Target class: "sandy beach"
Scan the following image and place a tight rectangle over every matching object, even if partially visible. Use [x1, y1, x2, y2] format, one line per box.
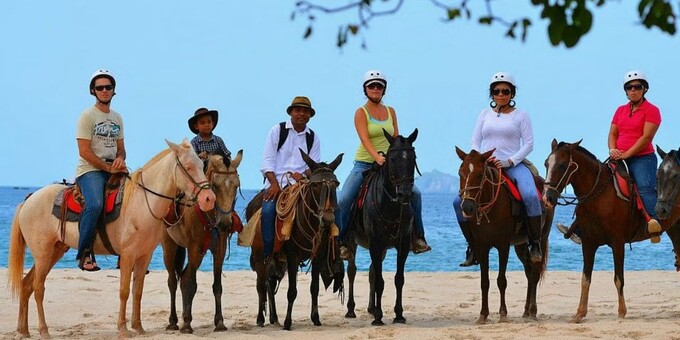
[2, 268, 680, 339]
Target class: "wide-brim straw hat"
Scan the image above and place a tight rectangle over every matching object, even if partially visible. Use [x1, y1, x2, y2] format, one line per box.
[286, 96, 316, 117]
[188, 107, 219, 134]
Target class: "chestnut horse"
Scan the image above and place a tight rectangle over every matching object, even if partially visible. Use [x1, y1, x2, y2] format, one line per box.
[455, 147, 552, 323]
[344, 129, 419, 326]
[246, 150, 344, 330]
[161, 150, 243, 333]
[8, 139, 216, 338]
[542, 139, 679, 322]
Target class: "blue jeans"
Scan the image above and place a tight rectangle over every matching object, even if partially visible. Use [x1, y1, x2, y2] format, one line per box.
[626, 153, 659, 219]
[261, 197, 277, 257]
[453, 163, 541, 221]
[336, 161, 425, 240]
[75, 170, 110, 260]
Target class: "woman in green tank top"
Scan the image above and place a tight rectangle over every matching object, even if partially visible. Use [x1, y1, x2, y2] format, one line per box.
[335, 70, 431, 259]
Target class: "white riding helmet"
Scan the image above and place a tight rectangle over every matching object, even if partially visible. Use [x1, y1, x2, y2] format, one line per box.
[623, 70, 648, 89]
[363, 69, 387, 87]
[89, 69, 116, 93]
[490, 72, 515, 87]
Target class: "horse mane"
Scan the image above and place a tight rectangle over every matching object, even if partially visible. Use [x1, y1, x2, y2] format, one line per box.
[123, 148, 173, 208]
[557, 142, 601, 163]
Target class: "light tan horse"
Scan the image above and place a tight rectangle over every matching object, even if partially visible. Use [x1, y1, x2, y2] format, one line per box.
[8, 139, 216, 339]
[161, 150, 242, 333]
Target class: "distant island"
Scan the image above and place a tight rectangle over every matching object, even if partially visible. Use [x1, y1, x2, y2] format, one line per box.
[415, 169, 459, 194]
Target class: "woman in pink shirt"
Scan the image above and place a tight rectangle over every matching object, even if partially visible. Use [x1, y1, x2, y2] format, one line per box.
[609, 70, 662, 239]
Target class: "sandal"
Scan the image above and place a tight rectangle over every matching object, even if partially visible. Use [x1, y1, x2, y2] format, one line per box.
[78, 255, 101, 272]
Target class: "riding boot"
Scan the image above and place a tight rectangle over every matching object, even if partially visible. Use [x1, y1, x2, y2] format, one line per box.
[265, 253, 286, 281]
[412, 230, 432, 254]
[458, 221, 477, 267]
[527, 216, 543, 263]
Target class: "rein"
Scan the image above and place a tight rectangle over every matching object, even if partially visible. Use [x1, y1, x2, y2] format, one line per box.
[459, 163, 505, 223]
[543, 150, 605, 206]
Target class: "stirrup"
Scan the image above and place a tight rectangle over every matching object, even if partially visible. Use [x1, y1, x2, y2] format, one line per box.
[557, 223, 582, 245]
[459, 247, 478, 267]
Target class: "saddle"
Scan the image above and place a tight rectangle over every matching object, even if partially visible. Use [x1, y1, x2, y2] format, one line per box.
[607, 160, 650, 219]
[51, 174, 126, 255]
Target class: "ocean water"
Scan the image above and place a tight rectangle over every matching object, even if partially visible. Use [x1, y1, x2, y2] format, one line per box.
[0, 186, 676, 272]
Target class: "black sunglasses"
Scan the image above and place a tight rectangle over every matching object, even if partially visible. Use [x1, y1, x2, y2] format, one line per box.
[492, 88, 511, 96]
[94, 85, 114, 91]
[625, 84, 644, 91]
[366, 83, 385, 90]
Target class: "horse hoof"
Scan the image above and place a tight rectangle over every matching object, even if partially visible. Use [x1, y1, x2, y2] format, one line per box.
[371, 320, 385, 326]
[570, 315, 584, 324]
[214, 324, 228, 332]
[475, 317, 487, 325]
[180, 326, 193, 334]
[283, 322, 292, 331]
[393, 317, 406, 324]
[498, 316, 510, 323]
[165, 324, 179, 331]
[313, 321, 322, 326]
[345, 311, 357, 318]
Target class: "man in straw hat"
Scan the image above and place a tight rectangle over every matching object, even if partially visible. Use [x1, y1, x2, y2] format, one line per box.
[260, 96, 320, 277]
[188, 107, 231, 160]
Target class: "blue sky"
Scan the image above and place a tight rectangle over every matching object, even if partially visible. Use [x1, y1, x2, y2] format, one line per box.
[1, 1, 678, 189]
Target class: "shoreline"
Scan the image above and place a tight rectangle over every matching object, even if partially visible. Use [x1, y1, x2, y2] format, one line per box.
[2, 269, 680, 339]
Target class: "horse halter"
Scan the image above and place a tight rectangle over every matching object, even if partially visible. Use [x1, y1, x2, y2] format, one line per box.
[459, 163, 504, 223]
[174, 155, 212, 204]
[194, 165, 240, 230]
[543, 148, 604, 205]
[382, 145, 419, 202]
[306, 167, 340, 217]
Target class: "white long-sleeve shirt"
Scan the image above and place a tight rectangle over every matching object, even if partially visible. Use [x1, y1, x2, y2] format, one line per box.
[471, 108, 534, 167]
[261, 120, 321, 189]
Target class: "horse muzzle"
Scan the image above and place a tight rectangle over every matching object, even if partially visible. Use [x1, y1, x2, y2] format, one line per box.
[542, 188, 558, 208]
[197, 189, 216, 212]
[461, 199, 476, 219]
[655, 201, 674, 220]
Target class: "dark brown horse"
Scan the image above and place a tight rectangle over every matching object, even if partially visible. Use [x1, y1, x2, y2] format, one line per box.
[161, 150, 243, 333]
[455, 147, 552, 323]
[542, 140, 680, 322]
[654, 146, 680, 270]
[344, 129, 418, 326]
[246, 150, 344, 330]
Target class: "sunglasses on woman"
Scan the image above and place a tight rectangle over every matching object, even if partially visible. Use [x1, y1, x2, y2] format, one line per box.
[366, 83, 385, 90]
[624, 84, 644, 91]
[492, 88, 511, 96]
[94, 85, 114, 91]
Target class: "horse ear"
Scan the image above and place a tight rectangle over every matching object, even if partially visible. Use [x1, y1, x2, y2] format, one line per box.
[657, 145, 667, 159]
[406, 128, 418, 144]
[481, 148, 496, 160]
[383, 129, 395, 144]
[166, 139, 180, 153]
[328, 153, 344, 171]
[573, 139, 583, 147]
[551, 139, 558, 151]
[299, 148, 316, 169]
[455, 146, 467, 161]
[230, 149, 244, 169]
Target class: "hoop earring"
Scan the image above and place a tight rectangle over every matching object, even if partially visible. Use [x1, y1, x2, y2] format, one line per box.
[509, 100, 516, 108]
[489, 101, 497, 108]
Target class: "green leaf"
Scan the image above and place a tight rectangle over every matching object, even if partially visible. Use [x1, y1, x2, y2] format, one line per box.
[349, 25, 359, 35]
[563, 25, 581, 47]
[479, 16, 493, 25]
[447, 8, 461, 20]
[303, 26, 313, 39]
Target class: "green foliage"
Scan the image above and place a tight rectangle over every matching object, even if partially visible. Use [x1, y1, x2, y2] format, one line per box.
[293, 0, 677, 49]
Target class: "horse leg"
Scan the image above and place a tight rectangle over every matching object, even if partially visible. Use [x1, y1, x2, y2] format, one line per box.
[254, 253, 267, 327]
[17, 266, 34, 338]
[517, 244, 539, 320]
[573, 244, 597, 323]
[393, 240, 409, 324]
[310, 262, 322, 326]
[476, 248, 491, 324]
[612, 242, 627, 318]
[161, 238, 182, 331]
[345, 251, 358, 318]
[497, 246, 510, 323]
[369, 246, 385, 326]
[367, 262, 375, 316]
[267, 274, 280, 325]
[283, 257, 298, 330]
[32, 243, 67, 339]
[117, 253, 135, 338]
[179, 247, 201, 334]
[130, 253, 153, 335]
[212, 234, 228, 332]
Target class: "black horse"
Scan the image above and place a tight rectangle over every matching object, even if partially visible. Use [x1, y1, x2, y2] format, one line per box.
[654, 146, 680, 270]
[246, 150, 344, 330]
[344, 128, 418, 326]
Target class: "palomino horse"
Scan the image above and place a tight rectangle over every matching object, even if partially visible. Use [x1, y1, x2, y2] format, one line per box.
[455, 147, 553, 323]
[542, 139, 678, 322]
[654, 146, 680, 270]
[8, 139, 216, 338]
[345, 129, 418, 326]
[246, 150, 344, 330]
[161, 150, 243, 333]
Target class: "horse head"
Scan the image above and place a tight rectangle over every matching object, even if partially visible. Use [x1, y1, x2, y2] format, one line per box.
[382, 128, 418, 202]
[542, 139, 585, 208]
[205, 149, 243, 231]
[300, 149, 343, 227]
[167, 139, 216, 212]
[455, 146, 496, 219]
[655, 145, 680, 219]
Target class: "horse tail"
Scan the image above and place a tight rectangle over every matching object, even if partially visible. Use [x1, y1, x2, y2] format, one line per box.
[539, 236, 549, 281]
[8, 202, 26, 298]
[173, 247, 186, 281]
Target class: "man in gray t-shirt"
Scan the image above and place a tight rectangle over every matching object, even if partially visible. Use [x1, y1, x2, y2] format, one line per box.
[74, 69, 128, 271]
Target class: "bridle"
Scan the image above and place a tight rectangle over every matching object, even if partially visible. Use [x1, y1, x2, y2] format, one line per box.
[381, 144, 420, 202]
[459, 162, 504, 223]
[542, 148, 604, 206]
